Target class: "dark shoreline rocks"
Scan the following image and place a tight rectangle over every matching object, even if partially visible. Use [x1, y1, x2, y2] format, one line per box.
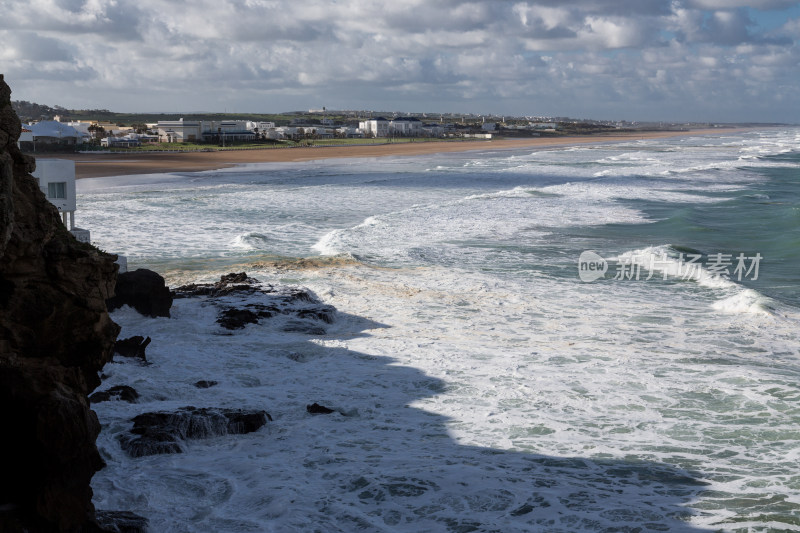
[176, 272, 338, 334]
[113, 336, 151, 362]
[90, 386, 139, 404]
[0, 75, 121, 532]
[307, 403, 336, 415]
[118, 406, 271, 458]
[173, 271, 258, 298]
[107, 269, 173, 318]
[216, 307, 261, 329]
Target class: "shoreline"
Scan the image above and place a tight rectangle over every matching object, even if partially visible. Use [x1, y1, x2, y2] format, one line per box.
[45, 129, 749, 179]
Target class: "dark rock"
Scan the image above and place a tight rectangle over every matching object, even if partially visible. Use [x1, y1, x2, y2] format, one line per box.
[174, 272, 337, 335]
[247, 303, 280, 318]
[307, 403, 335, 415]
[217, 308, 259, 330]
[113, 336, 151, 362]
[89, 510, 149, 533]
[282, 320, 327, 335]
[219, 272, 248, 284]
[194, 380, 218, 389]
[107, 269, 172, 318]
[273, 286, 315, 303]
[0, 75, 121, 531]
[89, 386, 139, 404]
[173, 272, 259, 298]
[118, 406, 271, 458]
[296, 305, 337, 324]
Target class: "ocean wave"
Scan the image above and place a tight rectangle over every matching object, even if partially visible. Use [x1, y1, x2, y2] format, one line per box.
[612, 245, 775, 315]
[231, 232, 271, 250]
[313, 217, 382, 256]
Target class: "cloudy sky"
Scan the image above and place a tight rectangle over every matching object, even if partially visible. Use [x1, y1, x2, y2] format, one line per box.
[1, 0, 799, 122]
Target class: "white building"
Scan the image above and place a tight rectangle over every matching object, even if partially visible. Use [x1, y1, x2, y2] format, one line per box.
[247, 121, 276, 132]
[65, 121, 92, 136]
[31, 159, 90, 243]
[23, 121, 86, 145]
[156, 119, 204, 143]
[202, 121, 256, 143]
[101, 134, 142, 148]
[337, 127, 364, 138]
[359, 117, 427, 138]
[389, 117, 423, 136]
[31, 159, 127, 271]
[359, 117, 390, 137]
[18, 127, 33, 145]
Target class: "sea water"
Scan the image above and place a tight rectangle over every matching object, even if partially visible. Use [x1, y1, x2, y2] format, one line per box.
[83, 129, 800, 532]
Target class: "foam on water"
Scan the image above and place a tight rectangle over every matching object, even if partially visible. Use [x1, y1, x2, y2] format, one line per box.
[613, 245, 779, 316]
[87, 128, 800, 532]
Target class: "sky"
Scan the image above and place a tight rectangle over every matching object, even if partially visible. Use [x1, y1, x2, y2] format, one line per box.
[1, 0, 799, 123]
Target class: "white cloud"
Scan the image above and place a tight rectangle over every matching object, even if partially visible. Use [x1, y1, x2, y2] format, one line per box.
[0, 0, 798, 121]
[687, 0, 799, 10]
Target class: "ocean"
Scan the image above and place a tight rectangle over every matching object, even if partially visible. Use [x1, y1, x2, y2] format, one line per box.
[81, 129, 800, 532]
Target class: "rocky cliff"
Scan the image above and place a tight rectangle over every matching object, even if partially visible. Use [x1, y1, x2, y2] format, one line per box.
[0, 75, 121, 531]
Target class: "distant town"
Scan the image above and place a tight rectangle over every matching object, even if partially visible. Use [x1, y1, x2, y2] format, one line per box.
[12, 100, 769, 153]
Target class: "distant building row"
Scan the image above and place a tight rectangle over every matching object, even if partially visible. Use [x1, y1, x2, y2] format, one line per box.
[18, 116, 505, 148]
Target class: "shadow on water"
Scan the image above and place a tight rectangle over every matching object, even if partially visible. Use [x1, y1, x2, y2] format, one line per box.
[94, 291, 713, 533]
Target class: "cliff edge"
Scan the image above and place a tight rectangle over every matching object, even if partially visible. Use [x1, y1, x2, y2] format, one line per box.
[0, 75, 121, 531]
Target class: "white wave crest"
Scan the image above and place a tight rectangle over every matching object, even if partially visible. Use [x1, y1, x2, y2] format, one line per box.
[613, 245, 774, 315]
[231, 232, 271, 250]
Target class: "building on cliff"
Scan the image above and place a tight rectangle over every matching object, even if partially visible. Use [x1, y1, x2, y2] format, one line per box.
[32, 158, 91, 243]
[31, 158, 128, 272]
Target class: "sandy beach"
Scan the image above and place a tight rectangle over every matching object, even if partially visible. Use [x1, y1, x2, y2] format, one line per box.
[53, 129, 740, 179]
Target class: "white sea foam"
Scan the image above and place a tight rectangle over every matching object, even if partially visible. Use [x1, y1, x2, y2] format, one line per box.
[86, 128, 800, 532]
[613, 245, 779, 316]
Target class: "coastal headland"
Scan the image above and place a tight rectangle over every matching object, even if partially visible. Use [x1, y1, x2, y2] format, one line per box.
[56, 129, 741, 179]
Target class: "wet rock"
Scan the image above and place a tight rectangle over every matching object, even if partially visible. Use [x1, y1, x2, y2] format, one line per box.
[194, 380, 218, 389]
[296, 305, 337, 324]
[118, 406, 271, 458]
[247, 303, 280, 318]
[90, 510, 149, 533]
[307, 403, 335, 415]
[89, 385, 139, 403]
[0, 75, 120, 531]
[220, 272, 248, 284]
[275, 287, 315, 303]
[107, 269, 173, 318]
[113, 336, 151, 362]
[217, 308, 259, 330]
[173, 272, 259, 298]
[174, 272, 337, 335]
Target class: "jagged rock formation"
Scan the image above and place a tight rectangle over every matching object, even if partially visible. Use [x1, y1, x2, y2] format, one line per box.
[175, 272, 337, 334]
[107, 269, 172, 317]
[0, 75, 121, 531]
[118, 407, 271, 458]
[113, 336, 151, 362]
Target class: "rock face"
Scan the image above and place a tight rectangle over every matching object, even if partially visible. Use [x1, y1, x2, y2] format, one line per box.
[0, 75, 121, 531]
[118, 406, 271, 458]
[107, 268, 172, 318]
